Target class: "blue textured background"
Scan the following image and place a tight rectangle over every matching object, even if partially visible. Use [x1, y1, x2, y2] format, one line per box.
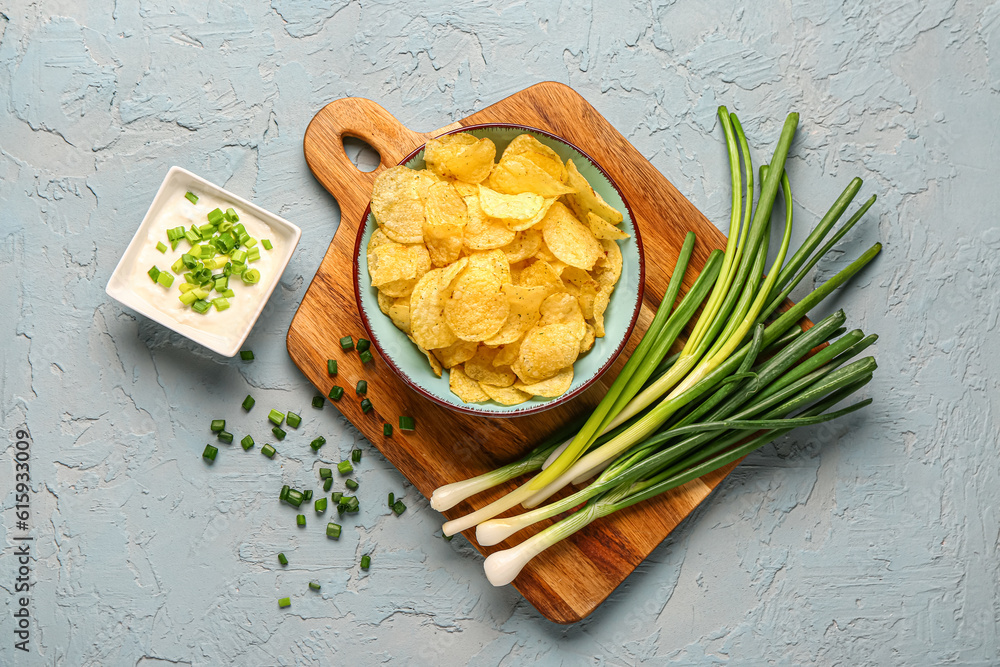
[2, 1, 998, 664]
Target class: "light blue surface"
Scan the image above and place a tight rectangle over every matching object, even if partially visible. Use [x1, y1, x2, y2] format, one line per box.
[2, 1, 999, 665]
[357, 125, 642, 415]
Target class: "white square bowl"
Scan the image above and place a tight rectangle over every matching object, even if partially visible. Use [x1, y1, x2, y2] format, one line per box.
[105, 166, 301, 357]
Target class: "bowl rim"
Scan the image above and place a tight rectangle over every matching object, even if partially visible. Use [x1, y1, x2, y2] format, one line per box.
[352, 122, 645, 417]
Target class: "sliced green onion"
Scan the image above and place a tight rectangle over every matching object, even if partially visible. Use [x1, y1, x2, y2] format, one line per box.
[247, 246, 260, 262]
[217, 430, 233, 444]
[360, 554, 371, 570]
[262, 239, 273, 250]
[360, 398, 372, 413]
[171, 257, 185, 273]
[178, 291, 198, 306]
[286, 412, 301, 429]
[207, 208, 224, 225]
[319, 467, 332, 479]
[242, 269, 260, 284]
[328, 386, 344, 401]
[278, 597, 290, 608]
[261, 443, 276, 458]
[392, 500, 406, 516]
[241, 435, 254, 451]
[184, 230, 200, 245]
[310, 437, 326, 451]
[268, 409, 285, 426]
[398, 416, 415, 431]
[211, 419, 226, 432]
[296, 514, 305, 527]
[240, 350, 254, 361]
[202, 444, 218, 461]
[326, 523, 342, 539]
[303, 489, 313, 501]
[191, 299, 211, 314]
[285, 489, 304, 507]
[359, 350, 374, 364]
[383, 424, 393, 437]
[312, 395, 325, 409]
[315, 497, 328, 513]
[225, 208, 239, 222]
[340, 336, 354, 351]
[323, 478, 333, 492]
[278, 552, 287, 565]
[272, 426, 286, 440]
[244, 237, 258, 249]
[345, 479, 359, 491]
[156, 272, 174, 288]
[280, 485, 289, 501]
[327, 359, 338, 375]
[356, 381, 367, 395]
[156, 241, 168, 253]
[309, 581, 321, 591]
[337, 460, 353, 475]
[222, 288, 235, 298]
[342, 496, 359, 513]
[212, 297, 230, 312]
[357, 339, 371, 353]
[242, 394, 255, 411]
[331, 491, 343, 503]
[352, 449, 362, 463]
[185, 192, 199, 204]
[198, 223, 216, 235]
[148, 266, 160, 283]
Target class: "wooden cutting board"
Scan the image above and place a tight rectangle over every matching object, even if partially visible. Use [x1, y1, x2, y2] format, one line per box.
[289, 82, 740, 624]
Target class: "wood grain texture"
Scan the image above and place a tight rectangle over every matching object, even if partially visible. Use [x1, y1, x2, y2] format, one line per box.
[290, 82, 740, 624]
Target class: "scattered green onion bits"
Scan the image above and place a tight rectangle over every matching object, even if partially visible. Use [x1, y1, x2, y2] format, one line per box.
[309, 581, 321, 591]
[383, 424, 393, 437]
[312, 395, 325, 409]
[296, 514, 306, 527]
[356, 338, 371, 353]
[393, 500, 406, 516]
[272, 427, 286, 440]
[240, 350, 254, 361]
[345, 479, 359, 491]
[388, 492, 394, 507]
[356, 380, 367, 395]
[319, 467, 333, 479]
[242, 394, 255, 411]
[217, 430, 233, 444]
[202, 444, 218, 461]
[360, 398, 373, 413]
[331, 492, 343, 504]
[268, 409, 285, 426]
[338, 460, 353, 475]
[399, 416, 415, 431]
[241, 435, 254, 451]
[340, 336, 354, 351]
[315, 498, 328, 513]
[360, 554, 371, 570]
[185, 191, 199, 205]
[261, 444, 276, 459]
[278, 597, 290, 609]
[351, 449, 362, 463]
[210, 419, 225, 432]
[286, 412, 301, 429]
[359, 350, 374, 364]
[278, 552, 288, 566]
[326, 523, 342, 539]
[323, 478, 333, 492]
[327, 359, 338, 375]
[302, 489, 313, 501]
[310, 436, 326, 451]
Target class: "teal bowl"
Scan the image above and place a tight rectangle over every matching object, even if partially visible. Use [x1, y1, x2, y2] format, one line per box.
[353, 124, 644, 417]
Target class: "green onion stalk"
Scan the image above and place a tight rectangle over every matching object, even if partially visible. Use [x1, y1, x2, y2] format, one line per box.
[432, 107, 882, 582]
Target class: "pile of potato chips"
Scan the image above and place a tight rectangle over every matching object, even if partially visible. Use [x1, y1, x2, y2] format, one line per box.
[367, 131, 629, 406]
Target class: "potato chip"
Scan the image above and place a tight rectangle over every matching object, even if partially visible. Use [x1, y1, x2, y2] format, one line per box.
[516, 323, 582, 382]
[579, 323, 596, 353]
[414, 169, 443, 202]
[586, 211, 630, 241]
[462, 193, 516, 250]
[539, 292, 586, 340]
[388, 298, 411, 334]
[505, 197, 556, 232]
[514, 365, 574, 398]
[593, 287, 611, 338]
[478, 185, 545, 221]
[504, 134, 568, 183]
[465, 249, 511, 285]
[423, 181, 467, 266]
[444, 266, 509, 342]
[559, 268, 600, 319]
[377, 278, 417, 299]
[594, 238, 623, 288]
[368, 240, 430, 287]
[500, 229, 542, 263]
[492, 336, 523, 367]
[541, 202, 603, 270]
[371, 166, 426, 244]
[517, 259, 563, 290]
[432, 339, 478, 369]
[409, 335, 444, 378]
[425, 133, 496, 184]
[409, 259, 467, 350]
[464, 346, 516, 387]
[484, 283, 549, 345]
[478, 382, 532, 406]
[377, 290, 393, 315]
[449, 365, 490, 402]
[489, 154, 575, 198]
[564, 158, 624, 224]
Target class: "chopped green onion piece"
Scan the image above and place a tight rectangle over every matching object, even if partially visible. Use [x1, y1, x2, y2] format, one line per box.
[351, 449, 362, 463]
[218, 430, 233, 444]
[392, 500, 406, 516]
[156, 241, 168, 253]
[207, 208, 224, 225]
[241, 435, 254, 451]
[272, 426, 286, 440]
[327, 359, 338, 375]
[360, 398, 373, 413]
[222, 288, 235, 298]
[312, 395, 325, 409]
[278, 552, 287, 565]
[179, 291, 199, 306]
[296, 514, 305, 527]
[328, 386, 344, 401]
[310, 437, 326, 451]
[345, 479, 359, 491]
[242, 269, 260, 284]
[398, 416, 415, 431]
[303, 489, 313, 501]
[315, 497, 327, 513]
[178, 283, 196, 294]
[388, 493, 395, 508]
[356, 338, 371, 353]
[442, 534, 453, 542]
[360, 554, 371, 570]
[262, 239, 273, 250]
[234, 223, 246, 235]
[171, 257, 185, 273]
[240, 350, 254, 361]
[212, 297, 230, 312]
[359, 350, 374, 364]
[242, 394, 255, 411]
[218, 220, 233, 233]
[356, 381, 367, 395]
[184, 230, 201, 245]
[247, 244, 260, 261]
[211, 419, 226, 432]
[214, 275, 228, 291]
[156, 272, 174, 288]
[344, 497, 360, 513]
[278, 597, 290, 609]
[323, 478, 333, 492]
[337, 460, 353, 475]
[185, 191, 199, 204]
[285, 489, 304, 507]
[280, 485, 289, 501]
[268, 409, 285, 426]
[261, 443, 276, 458]
[198, 223, 216, 235]
[340, 336, 354, 351]
[286, 412, 301, 429]
[319, 467, 333, 479]
[191, 299, 211, 314]
[147, 266, 160, 282]
[331, 491, 343, 503]
[326, 523, 342, 539]
[309, 581, 321, 591]
[231, 248, 247, 264]
[202, 444, 218, 461]
[383, 424, 393, 437]
[225, 207, 239, 222]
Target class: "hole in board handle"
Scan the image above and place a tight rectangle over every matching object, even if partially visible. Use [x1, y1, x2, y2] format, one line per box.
[343, 136, 381, 173]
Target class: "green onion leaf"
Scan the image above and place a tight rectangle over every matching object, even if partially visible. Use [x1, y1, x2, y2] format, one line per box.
[360, 398, 373, 413]
[315, 497, 328, 513]
[309, 581, 321, 591]
[310, 436, 326, 451]
[312, 395, 324, 409]
[360, 554, 371, 570]
[392, 500, 406, 516]
[323, 478, 333, 492]
[241, 269, 260, 284]
[359, 350, 374, 364]
[356, 381, 367, 395]
[345, 479, 359, 491]
[156, 241, 168, 253]
[278, 597, 290, 608]
[388, 493, 395, 507]
[202, 444, 218, 461]
[262, 239, 273, 250]
[319, 467, 332, 479]
[303, 489, 313, 501]
[351, 449, 362, 463]
[357, 338, 371, 353]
